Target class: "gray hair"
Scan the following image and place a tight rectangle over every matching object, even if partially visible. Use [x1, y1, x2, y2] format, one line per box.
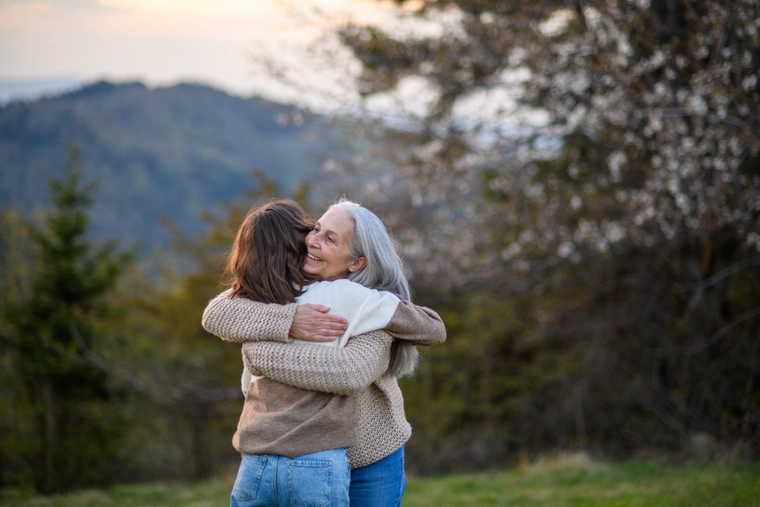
[329, 199, 419, 377]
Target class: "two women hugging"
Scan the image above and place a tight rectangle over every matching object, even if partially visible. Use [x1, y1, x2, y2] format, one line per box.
[202, 198, 446, 507]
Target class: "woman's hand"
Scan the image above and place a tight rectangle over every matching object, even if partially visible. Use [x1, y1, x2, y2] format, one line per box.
[290, 304, 348, 342]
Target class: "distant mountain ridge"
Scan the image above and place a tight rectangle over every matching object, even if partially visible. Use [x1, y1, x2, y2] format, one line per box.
[0, 77, 82, 105]
[0, 80, 337, 251]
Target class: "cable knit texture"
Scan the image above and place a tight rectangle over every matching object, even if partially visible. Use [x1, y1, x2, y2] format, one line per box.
[202, 289, 296, 344]
[203, 289, 446, 468]
[242, 331, 392, 395]
[240, 302, 445, 467]
[351, 375, 411, 468]
[242, 331, 410, 468]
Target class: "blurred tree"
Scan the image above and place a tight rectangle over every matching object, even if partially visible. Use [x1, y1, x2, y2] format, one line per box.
[0, 208, 35, 490]
[114, 198, 249, 482]
[0, 150, 324, 489]
[330, 0, 760, 468]
[0, 144, 134, 493]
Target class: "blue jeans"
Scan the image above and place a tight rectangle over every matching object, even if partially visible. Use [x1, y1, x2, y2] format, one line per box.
[230, 449, 350, 507]
[349, 446, 406, 507]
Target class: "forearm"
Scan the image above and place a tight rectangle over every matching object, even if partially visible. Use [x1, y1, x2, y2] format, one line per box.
[242, 330, 392, 395]
[201, 289, 297, 343]
[384, 300, 447, 346]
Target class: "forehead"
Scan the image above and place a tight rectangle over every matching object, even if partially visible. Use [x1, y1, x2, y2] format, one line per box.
[318, 207, 355, 237]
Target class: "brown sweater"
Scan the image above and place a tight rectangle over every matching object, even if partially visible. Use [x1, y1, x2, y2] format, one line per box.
[202, 293, 446, 467]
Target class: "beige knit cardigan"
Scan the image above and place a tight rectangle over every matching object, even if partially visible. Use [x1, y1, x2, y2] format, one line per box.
[202, 293, 446, 468]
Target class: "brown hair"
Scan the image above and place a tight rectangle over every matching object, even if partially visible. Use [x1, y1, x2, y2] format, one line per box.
[226, 199, 312, 304]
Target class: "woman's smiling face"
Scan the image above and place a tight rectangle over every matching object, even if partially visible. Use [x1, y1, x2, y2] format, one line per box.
[303, 207, 366, 281]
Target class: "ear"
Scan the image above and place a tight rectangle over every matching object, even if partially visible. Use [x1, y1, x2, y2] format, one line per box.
[348, 257, 367, 273]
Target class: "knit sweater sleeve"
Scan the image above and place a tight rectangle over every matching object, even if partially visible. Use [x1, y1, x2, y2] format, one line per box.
[386, 300, 447, 346]
[241, 330, 393, 395]
[201, 289, 297, 344]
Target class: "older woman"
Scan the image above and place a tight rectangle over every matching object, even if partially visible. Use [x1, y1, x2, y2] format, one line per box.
[204, 199, 446, 507]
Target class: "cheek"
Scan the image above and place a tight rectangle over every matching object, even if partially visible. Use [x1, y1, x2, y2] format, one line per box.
[323, 247, 346, 267]
[336, 250, 353, 269]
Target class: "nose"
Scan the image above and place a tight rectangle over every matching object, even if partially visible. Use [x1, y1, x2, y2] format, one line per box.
[306, 230, 320, 248]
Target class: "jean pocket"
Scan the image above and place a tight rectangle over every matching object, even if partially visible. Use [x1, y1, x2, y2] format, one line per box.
[286, 459, 334, 507]
[231, 454, 268, 504]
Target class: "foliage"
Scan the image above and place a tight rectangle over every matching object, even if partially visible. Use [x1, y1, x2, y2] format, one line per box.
[0, 145, 134, 493]
[330, 0, 760, 469]
[108, 184, 259, 483]
[0, 135, 324, 492]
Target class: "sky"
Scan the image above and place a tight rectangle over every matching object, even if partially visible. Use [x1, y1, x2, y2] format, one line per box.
[0, 0, 398, 108]
[0, 0, 536, 122]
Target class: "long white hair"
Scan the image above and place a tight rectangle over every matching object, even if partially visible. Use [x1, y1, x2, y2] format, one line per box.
[329, 199, 419, 377]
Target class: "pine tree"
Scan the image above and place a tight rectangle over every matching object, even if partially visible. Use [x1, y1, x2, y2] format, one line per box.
[1, 144, 134, 493]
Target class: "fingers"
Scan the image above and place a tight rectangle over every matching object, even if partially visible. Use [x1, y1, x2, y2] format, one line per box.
[301, 303, 331, 313]
[291, 305, 348, 342]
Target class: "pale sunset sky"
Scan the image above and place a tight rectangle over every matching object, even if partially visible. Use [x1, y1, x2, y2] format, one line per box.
[0, 0, 399, 107]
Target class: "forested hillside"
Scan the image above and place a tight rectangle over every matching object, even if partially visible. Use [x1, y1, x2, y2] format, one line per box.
[0, 81, 339, 249]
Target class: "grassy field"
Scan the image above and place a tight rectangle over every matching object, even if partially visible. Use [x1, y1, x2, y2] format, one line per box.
[3, 454, 759, 506]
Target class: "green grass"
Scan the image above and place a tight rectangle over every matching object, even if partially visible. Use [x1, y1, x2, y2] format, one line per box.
[0, 478, 234, 507]
[4, 454, 759, 506]
[403, 454, 760, 507]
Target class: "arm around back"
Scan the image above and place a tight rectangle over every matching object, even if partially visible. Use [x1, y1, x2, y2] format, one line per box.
[384, 300, 447, 346]
[242, 329, 393, 395]
[201, 289, 297, 344]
